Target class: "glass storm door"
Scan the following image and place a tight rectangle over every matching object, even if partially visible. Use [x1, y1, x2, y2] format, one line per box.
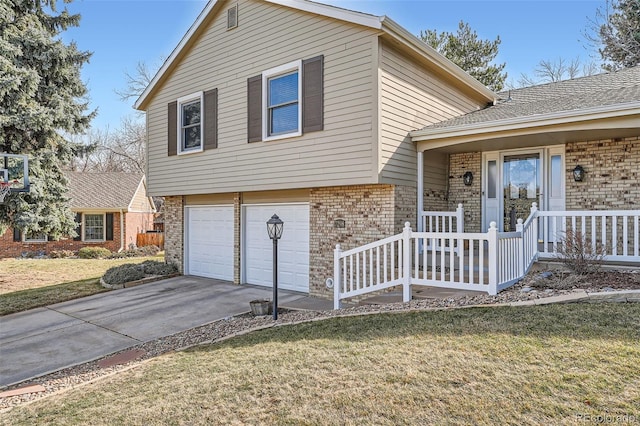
[502, 153, 541, 231]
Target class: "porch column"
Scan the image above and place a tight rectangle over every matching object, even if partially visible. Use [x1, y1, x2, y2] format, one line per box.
[417, 150, 424, 232]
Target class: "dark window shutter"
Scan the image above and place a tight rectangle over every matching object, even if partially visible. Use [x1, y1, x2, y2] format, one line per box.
[204, 89, 218, 150]
[302, 55, 324, 133]
[106, 213, 114, 241]
[74, 213, 82, 241]
[13, 228, 21, 242]
[247, 75, 262, 143]
[168, 101, 177, 156]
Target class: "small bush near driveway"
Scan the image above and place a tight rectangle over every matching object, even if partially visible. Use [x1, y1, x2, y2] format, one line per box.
[102, 261, 178, 286]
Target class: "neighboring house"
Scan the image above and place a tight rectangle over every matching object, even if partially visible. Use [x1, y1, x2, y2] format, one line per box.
[134, 0, 639, 300]
[0, 172, 156, 258]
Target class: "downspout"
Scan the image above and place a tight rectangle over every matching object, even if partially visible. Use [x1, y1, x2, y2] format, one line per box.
[118, 209, 125, 252]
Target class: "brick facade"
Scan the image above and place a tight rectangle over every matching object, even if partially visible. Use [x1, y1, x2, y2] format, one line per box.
[448, 152, 482, 232]
[0, 212, 132, 258]
[164, 196, 184, 272]
[565, 136, 639, 210]
[308, 184, 415, 298]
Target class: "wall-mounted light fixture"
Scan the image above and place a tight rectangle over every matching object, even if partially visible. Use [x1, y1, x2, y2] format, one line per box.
[573, 165, 585, 182]
[463, 171, 473, 186]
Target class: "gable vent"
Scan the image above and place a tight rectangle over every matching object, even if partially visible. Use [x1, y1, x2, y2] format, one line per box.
[227, 5, 238, 30]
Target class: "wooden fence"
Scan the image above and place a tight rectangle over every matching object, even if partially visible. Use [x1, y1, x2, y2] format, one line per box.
[137, 232, 165, 250]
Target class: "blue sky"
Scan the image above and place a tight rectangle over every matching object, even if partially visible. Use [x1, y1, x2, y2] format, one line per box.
[61, 0, 606, 131]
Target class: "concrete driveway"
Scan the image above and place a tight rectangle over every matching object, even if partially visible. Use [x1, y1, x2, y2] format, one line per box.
[0, 276, 322, 388]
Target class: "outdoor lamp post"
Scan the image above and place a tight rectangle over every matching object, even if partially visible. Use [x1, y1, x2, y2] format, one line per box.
[266, 214, 284, 320]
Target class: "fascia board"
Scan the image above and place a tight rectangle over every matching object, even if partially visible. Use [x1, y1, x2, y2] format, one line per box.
[410, 102, 640, 142]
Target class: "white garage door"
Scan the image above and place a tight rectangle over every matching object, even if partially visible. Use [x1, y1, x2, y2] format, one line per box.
[186, 206, 234, 281]
[244, 204, 309, 293]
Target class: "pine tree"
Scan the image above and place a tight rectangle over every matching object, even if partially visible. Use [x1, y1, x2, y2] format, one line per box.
[598, 0, 640, 70]
[0, 0, 94, 238]
[420, 21, 507, 92]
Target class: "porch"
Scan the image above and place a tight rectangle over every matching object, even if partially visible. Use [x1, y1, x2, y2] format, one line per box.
[332, 204, 640, 309]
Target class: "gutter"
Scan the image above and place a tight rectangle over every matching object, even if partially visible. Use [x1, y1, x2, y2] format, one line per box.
[118, 209, 125, 253]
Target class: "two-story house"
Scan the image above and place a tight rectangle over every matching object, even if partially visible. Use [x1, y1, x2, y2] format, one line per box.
[135, 0, 639, 300]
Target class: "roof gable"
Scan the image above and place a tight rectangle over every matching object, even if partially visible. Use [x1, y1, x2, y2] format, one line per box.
[66, 172, 153, 211]
[134, 0, 495, 110]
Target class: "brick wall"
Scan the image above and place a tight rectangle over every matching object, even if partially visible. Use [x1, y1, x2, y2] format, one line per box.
[0, 212, 123, 258]
[448, 152, 482, 232]
[125, 212, 155, 250]
[565, 136, 640, 210]
[164, 196, 184, 272]
[309, 184, 415, 298]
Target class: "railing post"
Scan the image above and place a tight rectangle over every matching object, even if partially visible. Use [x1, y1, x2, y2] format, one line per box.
[531, 202, 539, 261]
[516, 218, 524, 277]
[417, 152, 424, 233]
[333, 244, 342, 310]
[402, 222, 412, 303]
[456, 203, 464, 233]
[487, 221, 498, 295]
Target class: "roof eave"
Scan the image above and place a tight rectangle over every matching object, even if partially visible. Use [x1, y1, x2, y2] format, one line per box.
[380, 17, 497, 105]
[410, 101, 640, 142]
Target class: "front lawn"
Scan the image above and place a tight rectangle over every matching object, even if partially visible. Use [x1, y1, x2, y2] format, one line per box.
[0, 254, 165, 315]
[2, 303, 638, 424]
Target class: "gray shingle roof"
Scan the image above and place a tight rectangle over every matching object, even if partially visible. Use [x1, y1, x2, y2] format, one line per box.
[65, 172, 144, 210]
[418, 66, 640, 131]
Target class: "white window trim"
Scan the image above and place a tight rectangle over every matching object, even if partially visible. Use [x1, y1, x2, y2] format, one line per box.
[83, 213, 106, 242]
[262, 60, 302, 142]
[177, 91, 204, 155]
[24, 232, 48, 243]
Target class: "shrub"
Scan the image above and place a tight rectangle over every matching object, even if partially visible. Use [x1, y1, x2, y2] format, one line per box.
[102, 264, 145, 285]
[101, 261, 177, 285]
[78, 247, 112, 259]
[108, 245, 160, 259]
[141, 260, 178, 276]
[555, 229, 606, 274]
[49, 250, 76, 259]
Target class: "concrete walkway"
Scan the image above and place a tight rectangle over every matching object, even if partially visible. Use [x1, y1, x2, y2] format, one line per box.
[0, 276, 332, 388]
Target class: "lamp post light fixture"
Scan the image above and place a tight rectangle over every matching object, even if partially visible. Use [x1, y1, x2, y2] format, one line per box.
[573, 165, 585, 182]
[266, 214, 284, 320]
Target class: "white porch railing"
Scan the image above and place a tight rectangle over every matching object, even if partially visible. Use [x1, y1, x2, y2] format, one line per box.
[536, 207, 640, 262]
[419, 203, 464, 252]
[333, 203, 640, 309]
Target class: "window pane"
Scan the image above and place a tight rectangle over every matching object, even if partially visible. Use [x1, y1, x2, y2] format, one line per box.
[487, 160, 497, 199]
[550, 155, 561, 198]
[182, 101, 201, 126]
[183, 126, 201, 150]
[269, 72, 298, 106]
[270, 104, 299, 135]
[25, 232, 47, 242]
[85, 214, 104, 240]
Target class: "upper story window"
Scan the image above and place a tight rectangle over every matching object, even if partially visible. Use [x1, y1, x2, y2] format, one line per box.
[262, 60, 302, 141]
[248, 56, 322, 144]
[177, 92, 204, 154]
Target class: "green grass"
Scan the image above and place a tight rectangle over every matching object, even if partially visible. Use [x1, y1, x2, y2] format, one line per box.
[2, 303, 639, 425]
[0, 278, 109, 316]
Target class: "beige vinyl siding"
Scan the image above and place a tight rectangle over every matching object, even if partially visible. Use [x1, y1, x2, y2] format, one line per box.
[378, 41, 485, 187]
[129, 180, 155, 213]
[146, 0, 378, 197]
[423, 151, 448, 191]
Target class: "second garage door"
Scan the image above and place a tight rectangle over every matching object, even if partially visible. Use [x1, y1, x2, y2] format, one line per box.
[185, 206, 234, 281]
[244, 204, 309, 293]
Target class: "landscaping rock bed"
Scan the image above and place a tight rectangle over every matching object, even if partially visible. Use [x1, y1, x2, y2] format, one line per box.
[1, 268, 638, 411]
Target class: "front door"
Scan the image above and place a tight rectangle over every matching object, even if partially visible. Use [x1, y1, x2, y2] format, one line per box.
[502, 152, 541, 231]
[482, 147, 564, 233]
